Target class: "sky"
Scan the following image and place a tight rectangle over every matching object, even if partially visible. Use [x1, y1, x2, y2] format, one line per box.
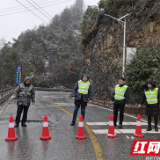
[0, 0, 100, 42]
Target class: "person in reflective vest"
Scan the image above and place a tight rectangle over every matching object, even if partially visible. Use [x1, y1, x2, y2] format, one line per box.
[70, 74, 92, 126]
[138, 79, 160, 131]
[13, 76, 35, 127]
[110, 77, 129, 129]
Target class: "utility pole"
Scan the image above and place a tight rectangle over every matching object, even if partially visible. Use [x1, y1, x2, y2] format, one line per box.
[104, 13, 132, 76]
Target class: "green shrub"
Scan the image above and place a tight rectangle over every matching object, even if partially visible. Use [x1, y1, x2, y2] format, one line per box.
[125, 46, 160, 102]
[98, 0, 136, 16]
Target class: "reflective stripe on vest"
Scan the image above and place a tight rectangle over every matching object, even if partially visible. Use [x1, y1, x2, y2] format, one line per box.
[78, 80, 90, 94]
[114, 85, 128, 100]
[145, 88, 158, 104]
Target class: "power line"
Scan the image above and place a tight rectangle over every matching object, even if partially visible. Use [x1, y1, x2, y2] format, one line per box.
[30, 0, 63, 30]
[0, 0, 63, 13]
[26, 0, 51, 20]
[0, 0, 72, 17]
[31, 0, 53, 19]
[16, 0, 47, 24]
[0, 0, 56, 11]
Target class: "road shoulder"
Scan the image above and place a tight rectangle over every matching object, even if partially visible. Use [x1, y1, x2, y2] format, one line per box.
[0, 97, 12, 119]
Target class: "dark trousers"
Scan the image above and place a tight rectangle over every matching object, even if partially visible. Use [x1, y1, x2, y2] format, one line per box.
[72, 104, 86, 122]
[15, 105, 29, 124]
[114, 104, 125, 125]
[148, 115, 158, 128]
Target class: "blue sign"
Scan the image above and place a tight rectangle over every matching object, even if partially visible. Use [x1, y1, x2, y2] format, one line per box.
[15, 66, 23, 85]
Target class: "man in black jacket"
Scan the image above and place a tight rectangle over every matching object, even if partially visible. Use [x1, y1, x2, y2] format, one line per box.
[13, 76, 35, 127]
[110, 77, 129, 128]
[70, 74, 92, 126]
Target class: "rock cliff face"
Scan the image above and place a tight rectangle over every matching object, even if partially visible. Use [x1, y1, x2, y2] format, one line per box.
[82, 0, 160, 100]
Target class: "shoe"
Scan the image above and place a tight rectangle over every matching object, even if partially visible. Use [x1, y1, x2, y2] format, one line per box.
[114, 124, 117, 127]
[155, 127, 158, 132]
[118, 124, 122, 129]
[14, 124, 19, 128]
[146, 127, 152, 131]
[21, 123, 27, 127]
[70, 122, 75, 126]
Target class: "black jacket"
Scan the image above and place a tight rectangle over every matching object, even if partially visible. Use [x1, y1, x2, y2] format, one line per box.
[111, 84, 129, 105]
[140, 79, 159, 116]
[14, 76, 35, 106]
[72, 78, 92, 103]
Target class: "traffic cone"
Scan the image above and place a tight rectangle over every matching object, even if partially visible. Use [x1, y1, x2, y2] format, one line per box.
[40, 115, 51, 140]
[75, 115, 86, 139]
[133, 114, 144, 138]
[106, 114, 117, 138]
[5, 115, 18, 141]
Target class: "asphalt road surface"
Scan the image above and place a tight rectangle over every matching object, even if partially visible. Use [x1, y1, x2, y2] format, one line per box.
[0, 91, 160, 160]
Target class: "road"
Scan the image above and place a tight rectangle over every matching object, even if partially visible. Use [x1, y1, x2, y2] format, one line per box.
[0, 91, 160, 160]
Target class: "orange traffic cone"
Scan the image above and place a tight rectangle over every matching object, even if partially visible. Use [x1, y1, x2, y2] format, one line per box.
[5, 115, 18, 141]
[106, 114, 117, 138]
[40, 115, 51, 140]
[75, 115, 86, 139]
[133, 114, 144, 138]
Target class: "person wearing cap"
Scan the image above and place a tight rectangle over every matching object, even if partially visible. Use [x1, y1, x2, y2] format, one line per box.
[138, 79, 160, 132]
[13, 76, 35, 127]
[70, 74, 92, 126]
[110, 77, 129, 128]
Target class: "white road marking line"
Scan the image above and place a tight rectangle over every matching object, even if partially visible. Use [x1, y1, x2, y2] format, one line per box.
[86, 122, 108, 125]
[86, 122, 95, 125]
[145, 130, 160, 134]
[128, 122, 148, 125]
[118, 129, 146, 134]
[92, 129, 121, 134]
[86, 122, 148, 126]
[88, 104, 160, 127]
[92, 129, 160, 134]
[122, 122, 132, 125]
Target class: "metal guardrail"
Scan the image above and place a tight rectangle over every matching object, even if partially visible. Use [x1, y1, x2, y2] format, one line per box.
[92, 100, 160, 122]
[0, 87, 72, 105]
[34, 87, 72, 92]
[0, 87, 15, 104]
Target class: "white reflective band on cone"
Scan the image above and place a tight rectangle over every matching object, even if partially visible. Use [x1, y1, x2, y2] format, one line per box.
[43, 122, 48, 127]
[78, 122, 84, 127]
[109, 121, 114, 126]
[136, 121, 141, 126]
[9, 122, 14, 128]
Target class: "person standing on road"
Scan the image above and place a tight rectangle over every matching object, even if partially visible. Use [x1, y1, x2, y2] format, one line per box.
[138, 79, 160, 132]
[13, 76, 35, 127]
[110, 77, 129, 129]
[70, 74, 92, 126]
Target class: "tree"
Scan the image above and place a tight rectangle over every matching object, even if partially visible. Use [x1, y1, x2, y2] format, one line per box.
[0, 0, 85, 88]
[98, 0, 137, 16]
[125, 46, 160, 102]
[81, 6, 99, 37]
[1, 49, 21, 87]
